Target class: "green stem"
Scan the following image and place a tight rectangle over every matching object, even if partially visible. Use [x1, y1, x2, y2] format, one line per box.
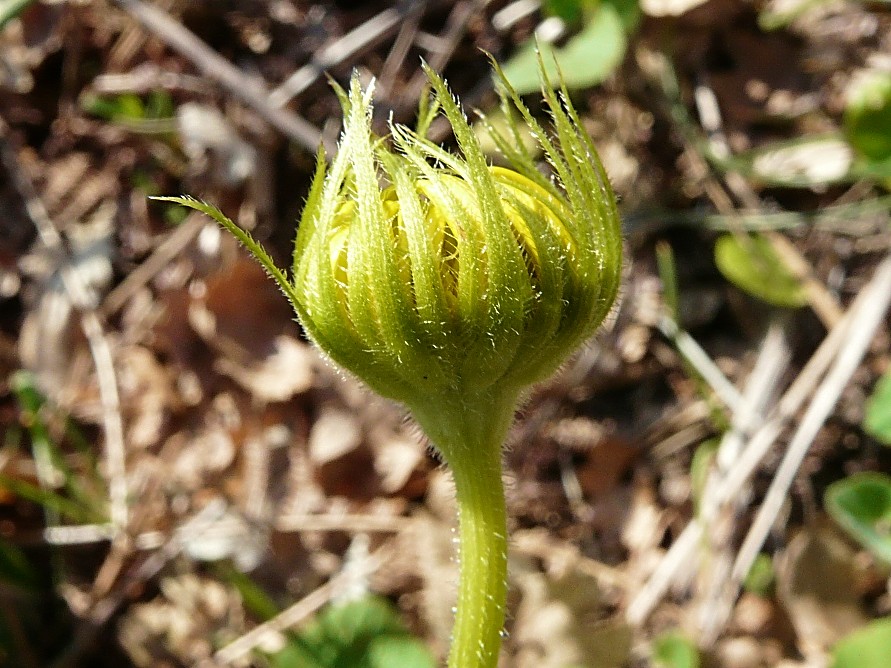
[411, 391, 516, 668]
[447, 437, 508, 668]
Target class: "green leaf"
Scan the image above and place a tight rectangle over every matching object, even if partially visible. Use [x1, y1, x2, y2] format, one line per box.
[81, 92, 146, 122]
[742, 553, 775, 597]
[604, 0, 642, 32]
[0, 473, 99, 524]
[825, 472, 891, 565]
[501, 3, 628, 94]
[853, 155, 891, 185]
[865, 368, 891, 446]
[844, 71, 891, 163]
[714, 233, 808, 308]
[80, 90, 175, 123]
[10, 371, 104, 517]
[0, 539, 40, 591]
[831, 617, 891, 668]
[0, 0, 35, 30]
[270, 595, 435, 668]
[689, 438, 718, 515]
[363, 634, 436, 668]
[145, 89, 175, 119]
[655, 241, 680, 322]
[215, 562, 281, 622]
[543, 0, 590, 24]
[652, 631, 700, 668]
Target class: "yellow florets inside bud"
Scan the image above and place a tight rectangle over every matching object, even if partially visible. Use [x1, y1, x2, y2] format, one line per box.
[326, 166, 573, 330]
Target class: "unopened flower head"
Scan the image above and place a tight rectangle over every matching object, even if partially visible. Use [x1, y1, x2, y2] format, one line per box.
[155, 61, 623, 668]
[291, 62, 621, 411]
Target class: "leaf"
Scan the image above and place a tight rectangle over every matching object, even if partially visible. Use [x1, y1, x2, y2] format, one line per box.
[81, 90, 175, 127]
[501, 2, 629, 94]
[831, 617, 891, 668]
[742, 553, 775, 597]
[215, 563, 280, 622]
[825, 472, 891, 565]
[0, 539, 40, 591]
[0, 473, 99, 524]
[543, 0, 590, 24]
[714, 233, 808, 308]
[512, 566, 632, 667]
[651, 631, 700, 668]
[853, 155, 891, 184]
[689, 438, 718, 515]
[775, 528, 866, 653]
[270, 595, 435, 668]
[844, 71, 891, 163]
[865, 368, 891, 446]
[10, 371, 103, 513]
[0, 0, 35, 30]
[747, 135, 854, 187]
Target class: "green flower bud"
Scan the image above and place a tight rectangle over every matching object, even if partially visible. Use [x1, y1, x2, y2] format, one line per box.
[292, 63, 621, 420]
[156, 58, 622, 668]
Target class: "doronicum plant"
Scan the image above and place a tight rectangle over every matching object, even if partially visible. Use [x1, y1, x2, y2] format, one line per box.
[157, 56, 622, 668]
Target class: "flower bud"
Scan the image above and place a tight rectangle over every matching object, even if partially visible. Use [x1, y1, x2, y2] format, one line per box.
[292, 63, 622, 416]
[156, 60, 622, 668]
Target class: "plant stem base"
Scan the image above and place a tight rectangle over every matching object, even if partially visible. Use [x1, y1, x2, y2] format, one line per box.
[412, 391, 516, 668]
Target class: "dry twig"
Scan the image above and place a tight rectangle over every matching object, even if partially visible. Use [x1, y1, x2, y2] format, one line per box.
[115, 0, 332, 155]
[0, 122, 129, 536]
[214, 540, 394, 664]
[628, 252, 891, 626]
[696, 319, 791, 643]
[732, 252, 891, 582]
[268, 6, 411, 107]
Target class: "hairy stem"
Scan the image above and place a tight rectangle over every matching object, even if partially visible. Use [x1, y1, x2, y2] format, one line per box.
[412, 391, 516, 668]
[447, 437, 508, 668]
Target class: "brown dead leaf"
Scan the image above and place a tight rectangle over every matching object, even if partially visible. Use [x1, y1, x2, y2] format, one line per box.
[216, 334, 315, 402]
[366, 414, 429, 495]
[202, 257, 294, 357]
[118, 573, 246, 668]
[177, 102, 258, 187]
[574, 434, 639, 500]
[118, 344, 176, 450]
[18, 199, 115, 414]
[775, 527, 868, 659]
[308, 406, 362, 466]
[411, 506, 459, 659]
[511, 562, 632, 668]
[307, 405, 385, 499]
[371, 435, 425, 495]
[0, 2, 64, 93]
